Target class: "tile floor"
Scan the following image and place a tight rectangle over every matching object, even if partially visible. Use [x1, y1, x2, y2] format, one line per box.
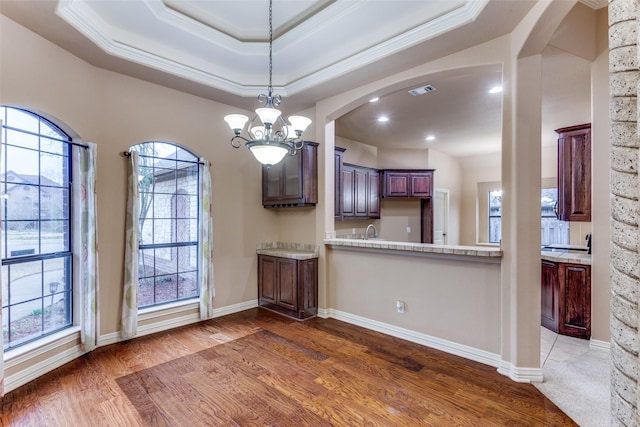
[536, 327, 611, 426]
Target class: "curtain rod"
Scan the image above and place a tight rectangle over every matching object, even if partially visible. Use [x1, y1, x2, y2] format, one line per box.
[122, 151, 209, 166]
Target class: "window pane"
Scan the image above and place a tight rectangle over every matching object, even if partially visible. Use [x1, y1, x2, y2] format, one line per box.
[8, 260, 43, 305]
[41, 152, 68, 187]
[6, 221, 40, 257]
[177, 246, 197, 272]
[155, 274, 178, 304]
[153, 193, 172, 219]
[7, 108, 39, 134]
[153, 219, 173, 244]
[40, 187, 69, 220]
[178, 271, 197, 299]
[139, 248, 155, 279]
[138, 277, 154, 308]
[6, 128, 38, 150]
[41, 220, 69, 253]
[5, 145, 39, 176]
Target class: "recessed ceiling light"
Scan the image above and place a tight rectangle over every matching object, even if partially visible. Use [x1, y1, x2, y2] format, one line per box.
[425, 135, 436, 141]
[377, 116, 389, 122]
[489, 86, 503, 94]
[369, 97, 379, 103]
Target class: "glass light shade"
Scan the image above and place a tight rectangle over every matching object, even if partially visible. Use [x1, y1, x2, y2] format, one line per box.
[250, 126, 266, 139]
[285, 125, 298, 139]
[288, 115, 311, 133]
[224, 114, 249, 131]
[255, 108, 281, 125]
[249, 144, 288, 165]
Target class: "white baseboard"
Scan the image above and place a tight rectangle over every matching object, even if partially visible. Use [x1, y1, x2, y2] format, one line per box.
[5, 344, 85, 394]
[497, 361, 544, 383]
[99, 299, 260, 346]
[325, 308, 502, 369]
[590, 338, 611, 351]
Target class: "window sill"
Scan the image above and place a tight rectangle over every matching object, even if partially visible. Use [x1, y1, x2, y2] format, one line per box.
[4, 325, 82, 365]
[138, 299, 200, 322]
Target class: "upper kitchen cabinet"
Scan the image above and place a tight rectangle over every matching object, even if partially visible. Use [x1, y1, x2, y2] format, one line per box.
[342, 163, 380, 220]
[556, 124, 591, 222]
[382, 170, 434, 198]
[262, 142, 318, 208]
[334, 147, 346, 220]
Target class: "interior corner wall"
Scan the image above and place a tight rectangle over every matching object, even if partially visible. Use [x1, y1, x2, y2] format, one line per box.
[0, 15, 280, 337]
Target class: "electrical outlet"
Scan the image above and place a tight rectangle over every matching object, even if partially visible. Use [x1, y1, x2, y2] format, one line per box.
[396, 300, 405, 313]
[406, 226, 411, 233]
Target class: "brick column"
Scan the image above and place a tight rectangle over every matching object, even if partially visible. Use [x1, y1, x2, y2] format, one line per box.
[610, 1, 640, 425]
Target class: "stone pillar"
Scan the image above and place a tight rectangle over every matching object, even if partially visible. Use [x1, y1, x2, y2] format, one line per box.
[609, 1, 640, 425]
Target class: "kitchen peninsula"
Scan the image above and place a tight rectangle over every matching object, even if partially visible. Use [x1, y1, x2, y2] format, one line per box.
[324, 237, 504, 366]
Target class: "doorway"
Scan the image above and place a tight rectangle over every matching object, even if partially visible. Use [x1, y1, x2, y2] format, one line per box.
[434, 188, 449, 245]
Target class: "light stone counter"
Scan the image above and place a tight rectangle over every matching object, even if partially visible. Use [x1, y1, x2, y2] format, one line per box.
[324, 238, 502, 263]
[256, 242, 319, 260]
[540, 251, 591, 266]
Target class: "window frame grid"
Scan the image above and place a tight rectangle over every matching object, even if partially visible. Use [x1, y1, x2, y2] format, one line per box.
[1, 107, 74, 350]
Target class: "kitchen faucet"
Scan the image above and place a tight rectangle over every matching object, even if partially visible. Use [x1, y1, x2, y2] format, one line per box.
[365, 224, 378, 240]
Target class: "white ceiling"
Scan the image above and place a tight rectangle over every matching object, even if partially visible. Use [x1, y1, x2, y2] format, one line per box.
[1, 0, 605, 158]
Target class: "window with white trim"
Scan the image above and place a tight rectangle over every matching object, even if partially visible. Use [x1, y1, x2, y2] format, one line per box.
[1, 106, 73, 350]
[131, 142, 200, 308]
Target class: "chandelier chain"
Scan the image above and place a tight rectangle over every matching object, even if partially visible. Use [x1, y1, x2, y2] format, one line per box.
[268, 0, 273, 95]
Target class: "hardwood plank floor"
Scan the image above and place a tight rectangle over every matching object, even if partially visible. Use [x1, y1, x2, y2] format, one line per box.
[1, 308, 576, 426]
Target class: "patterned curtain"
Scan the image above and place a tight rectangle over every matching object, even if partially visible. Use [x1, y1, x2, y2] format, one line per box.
[121, 151, 139, 339]
[73, 142, 99, 351]
[198, 159, 214, 319]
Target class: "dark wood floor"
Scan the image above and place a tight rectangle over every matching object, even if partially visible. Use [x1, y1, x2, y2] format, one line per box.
[1, 308, 575, 426]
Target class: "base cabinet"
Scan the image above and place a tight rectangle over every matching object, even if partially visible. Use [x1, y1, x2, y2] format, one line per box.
[258, 254, 318, 320]
[541, 260, 559, 332]
[541, 260, 590, 339]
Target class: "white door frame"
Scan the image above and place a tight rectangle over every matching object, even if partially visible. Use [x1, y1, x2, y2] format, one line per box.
[434, 187, 450, 245]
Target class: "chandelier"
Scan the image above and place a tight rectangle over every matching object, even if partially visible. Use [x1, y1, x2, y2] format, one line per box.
[224, 0, 312, 166]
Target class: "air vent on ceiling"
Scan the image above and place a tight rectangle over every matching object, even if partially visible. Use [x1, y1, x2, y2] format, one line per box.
[408, 85, 436, 96]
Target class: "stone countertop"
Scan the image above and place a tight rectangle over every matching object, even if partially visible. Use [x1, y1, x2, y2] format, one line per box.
[324, 238, 502, 262]
[256, 242, 319, 260]
[541, 250, 591, 265]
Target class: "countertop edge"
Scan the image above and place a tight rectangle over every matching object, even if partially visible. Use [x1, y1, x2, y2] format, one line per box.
[324, 238, 502, 263]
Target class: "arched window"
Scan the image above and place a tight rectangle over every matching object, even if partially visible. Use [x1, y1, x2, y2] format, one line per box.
[1, 107, 72, 350]
[130, 142, 200, 307]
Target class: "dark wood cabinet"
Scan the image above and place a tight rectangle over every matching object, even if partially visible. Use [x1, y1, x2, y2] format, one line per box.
[541, 260, 559, 332]
[334, 147, 346, 220]
[556, 124, 591, 221]
[262, 141, 318, 208]
[382, 170, 434, 198]
[258, 254, 318, 320]
[341, 163, 380, 220]
[558, 263, 591, 339]
[541, 259, 590, 339]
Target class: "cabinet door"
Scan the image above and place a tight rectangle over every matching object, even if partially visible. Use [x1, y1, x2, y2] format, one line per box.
[384, 172, 410, 197]
[334, 148, 345, 219]
[354, 168, 368, 216]
[342, 167, 355, 217]
[258, 255, 278, 304]
[541, 260, 559, 332]
[558, 264, 591, 339]
[276, 258, 298, 311]
[263, 164, 283, 202]
[557, 125, 591, 221]
[282, 154, 303, 200]
[410, 173, 432, 198]
[368, 171, 380, 217]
